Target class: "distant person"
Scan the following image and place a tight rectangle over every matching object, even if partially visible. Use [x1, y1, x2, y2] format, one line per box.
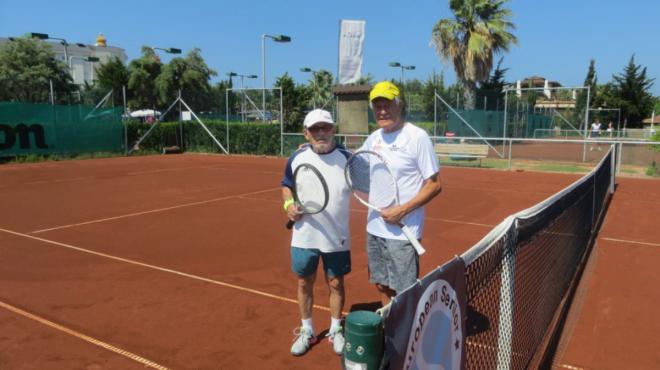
[591, 120, 602, 137]
[281, 109, 351, 357]
[607, 122, 614, 138]
[590, 119, 602, 151]
[359, 81, 442, 306]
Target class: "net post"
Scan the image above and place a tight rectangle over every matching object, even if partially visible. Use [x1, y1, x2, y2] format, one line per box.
[610, 145, 616, 194]
[592, 169, 597, 229]
[495, 224, 518, 370]
[617, 142, 623, 176]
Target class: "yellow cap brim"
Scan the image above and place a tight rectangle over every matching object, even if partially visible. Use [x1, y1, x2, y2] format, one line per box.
[369, 82, 400, 101]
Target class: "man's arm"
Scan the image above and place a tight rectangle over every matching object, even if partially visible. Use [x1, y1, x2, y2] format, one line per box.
[380, 173, 442, 224]
[282, 186, 301, 222]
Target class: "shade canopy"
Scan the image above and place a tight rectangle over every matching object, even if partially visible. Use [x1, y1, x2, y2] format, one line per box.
[129, 109, 161, 118]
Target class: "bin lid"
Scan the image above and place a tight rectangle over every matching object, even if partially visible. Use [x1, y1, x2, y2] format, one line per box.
[346, 310, 383, 335]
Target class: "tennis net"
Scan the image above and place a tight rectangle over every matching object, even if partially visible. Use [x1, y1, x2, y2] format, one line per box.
[375, 145, 615, 370]
[458, 145, 615, 369]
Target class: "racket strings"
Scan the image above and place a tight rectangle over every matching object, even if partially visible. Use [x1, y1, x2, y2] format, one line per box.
[369, 163, 397, 208]
[346, 153, 397, 209]
[295, 168, 327, 213]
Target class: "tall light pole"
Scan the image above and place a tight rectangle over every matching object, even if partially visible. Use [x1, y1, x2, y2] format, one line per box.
[152, 47, 182, 54]
[227, 72, 238, 87]
[147, 46, 182, 63]
[228, 72, 258, 122]
[261, 34, 291, 121]
[30, 32, 68, 65]
[145, 46, 182, 117]
[300, 67, 319, 109]
[148, 46, 182, 63]
[388, 61, 415, 86]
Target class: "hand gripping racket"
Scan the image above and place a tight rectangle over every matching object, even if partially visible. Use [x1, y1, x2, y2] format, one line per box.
[344, 150, 426, 255]
[285, 163, 329, 229]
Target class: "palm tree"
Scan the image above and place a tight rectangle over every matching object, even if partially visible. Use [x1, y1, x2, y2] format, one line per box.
[431, 0, 517, 109]
[308, 70, 334, 110]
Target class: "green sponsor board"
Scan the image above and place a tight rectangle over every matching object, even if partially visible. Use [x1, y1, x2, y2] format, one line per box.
[0, 102, 124, 156]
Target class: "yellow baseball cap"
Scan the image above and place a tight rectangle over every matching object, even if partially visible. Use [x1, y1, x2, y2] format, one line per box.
[369, 81, 400, 102]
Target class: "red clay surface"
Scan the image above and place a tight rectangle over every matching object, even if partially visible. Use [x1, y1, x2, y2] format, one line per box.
[0, 153, 646, 370]
[552, 177, 660, 370]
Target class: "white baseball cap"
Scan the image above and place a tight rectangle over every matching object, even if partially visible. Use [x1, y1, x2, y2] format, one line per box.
[303, 109, 335, 128]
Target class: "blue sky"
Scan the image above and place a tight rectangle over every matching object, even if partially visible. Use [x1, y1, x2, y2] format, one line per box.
[1, 0, 658, 95]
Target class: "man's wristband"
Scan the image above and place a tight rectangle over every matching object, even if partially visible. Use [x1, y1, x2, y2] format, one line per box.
[283, 198, 295, 211]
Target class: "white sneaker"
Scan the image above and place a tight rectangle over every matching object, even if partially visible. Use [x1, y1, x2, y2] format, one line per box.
[326, 327, 345, 355]
[291, 327, 317, 356]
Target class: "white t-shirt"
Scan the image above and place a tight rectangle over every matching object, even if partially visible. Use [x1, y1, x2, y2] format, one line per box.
[281, 145, 351, 252]
[591, 122, 601, 132]
[359, 123, 440, 240]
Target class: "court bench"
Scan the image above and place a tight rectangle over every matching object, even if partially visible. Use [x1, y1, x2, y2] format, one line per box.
[434, 143, 489, 166]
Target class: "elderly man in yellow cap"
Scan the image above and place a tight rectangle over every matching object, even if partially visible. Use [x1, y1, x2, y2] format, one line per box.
[359, 81, 442, 306]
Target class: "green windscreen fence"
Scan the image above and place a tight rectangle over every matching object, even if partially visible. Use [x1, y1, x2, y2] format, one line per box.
[447, 109, 553, 138]
[0, 102, 124, 156]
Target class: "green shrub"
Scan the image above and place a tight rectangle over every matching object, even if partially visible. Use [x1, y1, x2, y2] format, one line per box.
[127, 120, 281, 155]
[649, 130, 660, 152]
[646, 161, 660, 177]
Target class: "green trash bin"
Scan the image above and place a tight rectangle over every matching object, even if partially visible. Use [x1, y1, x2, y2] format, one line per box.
[343, 310, 383, 370]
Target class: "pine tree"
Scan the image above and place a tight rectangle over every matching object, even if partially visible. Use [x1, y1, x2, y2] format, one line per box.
[422, 72, 446, 121]
[574, 59, 597, 126]
[612, 55, 655, 128]
[477, 57, 508, 110]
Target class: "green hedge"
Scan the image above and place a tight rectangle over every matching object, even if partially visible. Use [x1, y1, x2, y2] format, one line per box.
[126, 119, 446, 157]
[127, 120, 281, 155]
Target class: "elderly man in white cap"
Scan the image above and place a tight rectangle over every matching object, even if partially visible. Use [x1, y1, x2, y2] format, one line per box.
[281, 109, 352, 356]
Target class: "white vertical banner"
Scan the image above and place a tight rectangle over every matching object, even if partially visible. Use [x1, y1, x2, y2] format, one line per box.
[338, 19, 366, 85]
[543, 79, 551, 99]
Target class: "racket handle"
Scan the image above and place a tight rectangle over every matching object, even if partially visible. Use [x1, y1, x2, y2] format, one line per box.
[286, 219, 295, 229]
[400, 224, 426, 256]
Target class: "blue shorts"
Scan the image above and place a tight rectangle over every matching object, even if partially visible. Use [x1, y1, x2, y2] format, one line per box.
[291, 247, 351, 279]
[366, 233, 419, 293]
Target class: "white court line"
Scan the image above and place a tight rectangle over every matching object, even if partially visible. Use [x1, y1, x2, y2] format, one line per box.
[426, 217, 494, 228]
[25, 177, 91, 185]
[239, 195, 496, 229]
[0, 300, 169, 370]
[600, 237, 660, 248]
[556, 363, 587, 370]
[1, 227, 331, 314]
[127, 165, 282, 177]
[30, 187, 280, 234]
[126, 166, 209, 176]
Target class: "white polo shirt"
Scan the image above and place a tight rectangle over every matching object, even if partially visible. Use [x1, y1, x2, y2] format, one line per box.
[359, 123, 439, 240]
[281, 145, 352, 252]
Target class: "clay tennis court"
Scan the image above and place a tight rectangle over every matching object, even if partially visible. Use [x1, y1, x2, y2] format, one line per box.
[0, 153, 656, 369]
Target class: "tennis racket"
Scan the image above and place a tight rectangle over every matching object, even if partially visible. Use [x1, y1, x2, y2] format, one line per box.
[285, 163, 329, 229]
[344, 150, 426, 255]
